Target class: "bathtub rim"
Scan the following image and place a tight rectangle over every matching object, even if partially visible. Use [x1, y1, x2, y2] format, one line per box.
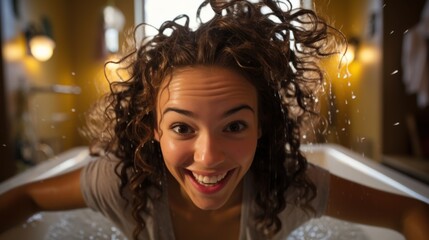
[1, 143, 428, 204]
[301, 143, 429, 204]
[0, 146, 93, 194]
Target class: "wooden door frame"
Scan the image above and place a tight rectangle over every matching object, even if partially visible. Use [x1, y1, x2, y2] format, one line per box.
[0, 1, 18, 182]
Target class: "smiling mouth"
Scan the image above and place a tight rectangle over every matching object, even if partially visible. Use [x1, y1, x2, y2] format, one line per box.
[186, 169, 233, 193]
[191, 172, 228, 186]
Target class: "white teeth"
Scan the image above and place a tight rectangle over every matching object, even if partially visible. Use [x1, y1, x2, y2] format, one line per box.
[192, 172, 227, 185]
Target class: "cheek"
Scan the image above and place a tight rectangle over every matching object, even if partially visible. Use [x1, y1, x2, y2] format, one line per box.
[160, 138, 191, 166]
[228, 138, 258, 164]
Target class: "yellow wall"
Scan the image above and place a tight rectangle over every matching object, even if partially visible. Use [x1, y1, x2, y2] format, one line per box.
[314, 0, 383, 161]
[2, 0, 135, 163]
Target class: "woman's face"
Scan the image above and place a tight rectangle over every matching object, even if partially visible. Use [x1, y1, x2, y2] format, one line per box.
[155, 66, 260, 210]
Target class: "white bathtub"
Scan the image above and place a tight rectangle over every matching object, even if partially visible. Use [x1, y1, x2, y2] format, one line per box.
[0, 144, 428, 240]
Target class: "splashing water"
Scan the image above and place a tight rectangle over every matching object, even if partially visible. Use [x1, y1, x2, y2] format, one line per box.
[288, 217, 370, 240]
[45, 209, 127, 240]
[391, 70, 399, 75]
[24, 213, 44, 227]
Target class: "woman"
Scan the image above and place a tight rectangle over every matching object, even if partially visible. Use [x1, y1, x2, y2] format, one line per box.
[1, 0, 428, 239]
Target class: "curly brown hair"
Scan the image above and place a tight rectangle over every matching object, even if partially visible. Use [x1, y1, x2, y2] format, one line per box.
[83, 0, 345, 238]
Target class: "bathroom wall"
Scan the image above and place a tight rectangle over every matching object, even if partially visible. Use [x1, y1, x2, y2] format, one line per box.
[314, 0, 429, 164]
[0, 0, 135, 181]
[314, 0, 384, 161]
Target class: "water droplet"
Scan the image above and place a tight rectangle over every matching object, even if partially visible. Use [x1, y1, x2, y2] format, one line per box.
[50, 125, 55, 129]
[389, 30, 394, 35]
[341, 128, 346, 131]
[351, 94, 356, 100]
[347, 82, 351, 87]
[71, 72, 76, 76]
[2, 144, 6, 147]
[391, 70, 399, 75]
[403, 29, 409, 34]
[62, 136, 67, 139]
[71, 108, 76, 112]
[393, 122, 400, 126]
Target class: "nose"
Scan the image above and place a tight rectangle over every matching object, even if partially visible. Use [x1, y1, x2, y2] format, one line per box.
[194, 131, 225, 167]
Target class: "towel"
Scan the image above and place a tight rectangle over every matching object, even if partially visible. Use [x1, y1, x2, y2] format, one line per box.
[402, 0, 429, 108]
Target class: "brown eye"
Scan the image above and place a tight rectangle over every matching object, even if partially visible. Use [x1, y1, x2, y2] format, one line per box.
[171, 123, 194, 135]
[224, 121, 247, 133]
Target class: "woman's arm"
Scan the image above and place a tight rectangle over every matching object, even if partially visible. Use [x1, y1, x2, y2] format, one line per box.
[0, 168, 86, 233]
[325, 174, 429, 240]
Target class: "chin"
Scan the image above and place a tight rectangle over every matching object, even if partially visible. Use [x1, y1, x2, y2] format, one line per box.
[194, 200, 226, 211]
[189, 194, 230, 211]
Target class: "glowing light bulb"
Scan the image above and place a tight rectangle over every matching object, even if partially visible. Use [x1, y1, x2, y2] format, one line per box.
[29, 35, 55, 61]
[344, 44, 356, 64]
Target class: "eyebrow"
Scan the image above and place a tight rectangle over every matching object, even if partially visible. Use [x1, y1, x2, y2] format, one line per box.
[162, 104, 255, 118]
[223, 104, 255, 117]
[163, 107, 195, 117]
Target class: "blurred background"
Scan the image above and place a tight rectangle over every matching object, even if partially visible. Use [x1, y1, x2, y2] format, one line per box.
[0, 0, 428, 185]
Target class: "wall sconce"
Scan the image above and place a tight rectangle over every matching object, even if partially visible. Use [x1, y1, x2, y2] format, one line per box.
[25, 17, 56, 61]
[343, 37, 360, 64]
[3, 34, 27, 61]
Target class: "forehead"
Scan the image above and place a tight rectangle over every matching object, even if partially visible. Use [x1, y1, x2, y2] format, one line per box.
[158, 66, 257, 103]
